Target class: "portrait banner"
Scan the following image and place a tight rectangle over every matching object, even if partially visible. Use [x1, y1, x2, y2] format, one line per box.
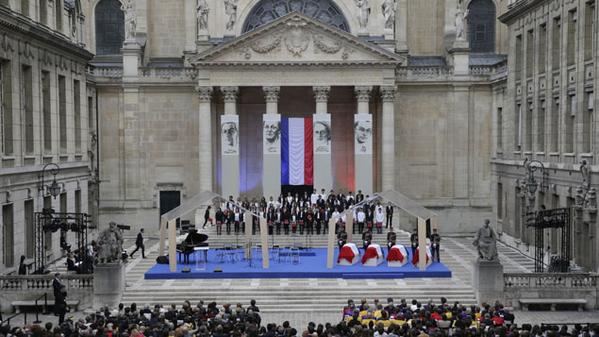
[221, 115, 239, 155]
[263, 114, 281, 155]
[354, 113, 372, 155]
[313, 114, 331, 154]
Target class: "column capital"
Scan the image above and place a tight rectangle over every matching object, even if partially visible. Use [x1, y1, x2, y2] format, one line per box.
[380, 86, 397, 102]
[263, 86, 280, 103]
[313, 86, 331, 103]
[195, 86, 213, 103]
[221, 86, 239, 103]
[354, 86, 372, 102]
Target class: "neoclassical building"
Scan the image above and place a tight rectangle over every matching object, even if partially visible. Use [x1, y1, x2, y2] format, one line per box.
[90, 0, 507, 235]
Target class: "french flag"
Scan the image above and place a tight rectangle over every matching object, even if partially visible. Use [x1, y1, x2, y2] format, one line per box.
[281, 117, 313, 186]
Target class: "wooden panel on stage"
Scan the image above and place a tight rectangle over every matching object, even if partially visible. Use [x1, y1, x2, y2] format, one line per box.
[168, 219, 177, 272]
[159, 218, 167, 256]
[345, 212, 353, 242]
[327, 218, 336, 268]
[417, 217, 427, 271]
[244, 212, 252, 260]
[259, 217, 269, 268]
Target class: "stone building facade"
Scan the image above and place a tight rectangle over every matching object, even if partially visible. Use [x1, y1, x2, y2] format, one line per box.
[495, 0, 599, 272]
[0, 0, 96, 274]
[89, 0, 508, 236]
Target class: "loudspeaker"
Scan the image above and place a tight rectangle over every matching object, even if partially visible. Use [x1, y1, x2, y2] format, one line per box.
[214, 268, 222, 273]
[182, 268, 191, 273]
[156, 256, 168, 264]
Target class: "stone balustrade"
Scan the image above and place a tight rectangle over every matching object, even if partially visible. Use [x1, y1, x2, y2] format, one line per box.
[397, 66, 452, 80]
[0, 274, 93, 292]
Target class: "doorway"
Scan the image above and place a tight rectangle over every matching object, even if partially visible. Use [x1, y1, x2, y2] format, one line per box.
[160, 191, 181, 227]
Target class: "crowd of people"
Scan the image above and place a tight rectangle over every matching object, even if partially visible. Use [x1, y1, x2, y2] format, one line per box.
[206, 190, 395, 236]
[1, 299, 597, 337]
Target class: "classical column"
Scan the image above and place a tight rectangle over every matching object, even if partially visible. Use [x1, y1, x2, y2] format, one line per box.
[197, 86, 213, 192]
[313, 86, 332, 193]
[380, 86, 396, 191]
[221, 86, 240, 199]
[354, 86, 373, 195]
[262, 86, 281, 199]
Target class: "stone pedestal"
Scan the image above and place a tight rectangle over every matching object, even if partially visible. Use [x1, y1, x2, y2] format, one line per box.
[472, 259, 504, 305]
[122, 41, 141, 78]
[93, 263, 125, 309]
[448, 40, 470, 76]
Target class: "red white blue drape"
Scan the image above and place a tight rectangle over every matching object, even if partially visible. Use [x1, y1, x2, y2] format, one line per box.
[281, 117, 313, 185]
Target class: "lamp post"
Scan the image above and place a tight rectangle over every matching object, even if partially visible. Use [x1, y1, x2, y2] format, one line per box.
[39, 163, 62, 199]
[522, 158, 548, 271]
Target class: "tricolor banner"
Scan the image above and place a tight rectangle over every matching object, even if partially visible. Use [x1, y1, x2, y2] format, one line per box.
[281, 117, 313, 186]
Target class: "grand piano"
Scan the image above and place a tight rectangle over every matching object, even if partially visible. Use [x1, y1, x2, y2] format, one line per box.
[176, 229, 209, 264]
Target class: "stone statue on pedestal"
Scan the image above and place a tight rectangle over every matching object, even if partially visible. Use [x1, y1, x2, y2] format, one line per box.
[197, 0, 209, 32]
[224, 0, 238, 31]
[381, 0, 396, 30]
[455, 3, 468, 41]
[97, 222, 124, 263]
[473, 219, 499, 262]
[355, 0, 371, 29]
[122, 0, 136, 41]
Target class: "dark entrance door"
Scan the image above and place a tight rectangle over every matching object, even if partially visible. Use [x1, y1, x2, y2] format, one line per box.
[160, 191, 181, 227]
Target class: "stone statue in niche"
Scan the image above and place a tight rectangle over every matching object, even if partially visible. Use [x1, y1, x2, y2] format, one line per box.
[122, 0, 137, 41]
[355, 0, 371, 29]
[472, 219, 499, 262]
[197, 0, 209, 32]
[455, 1, 469, 41]
[580, 160, 591, 190]
[224, 0, 238, 31]
[381, 0, 395, 30]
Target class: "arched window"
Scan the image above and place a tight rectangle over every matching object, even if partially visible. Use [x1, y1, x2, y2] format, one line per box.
[242, 0, 350, 33]
[95, 0, 124, 55]
[468, 0, 496, 53]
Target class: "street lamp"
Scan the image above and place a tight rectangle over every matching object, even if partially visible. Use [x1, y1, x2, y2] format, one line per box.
[523, 158, 546, 198]
[39, 163, 61, 199]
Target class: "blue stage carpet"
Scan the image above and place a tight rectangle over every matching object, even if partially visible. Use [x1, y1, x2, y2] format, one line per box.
[145, 248, 452, 280]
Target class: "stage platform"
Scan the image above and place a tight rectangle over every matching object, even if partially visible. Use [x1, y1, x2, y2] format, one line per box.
[144, 248, 452, 280]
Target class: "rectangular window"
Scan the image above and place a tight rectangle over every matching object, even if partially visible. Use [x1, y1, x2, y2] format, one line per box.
[553, 17, 561, 70]
[539, 24, 547, 74]
[537, 99, 546, 151]
[565, 94, 576, 152]
[58, 75, 66, 152]
[525, 101, 533, 151]
[88, 96, 94, 130]
[3, 204, 14, 267]
[40, 0, 47, 25]
[60, 192, 67, 213]
[55, 0, 62, 32]
[526, 29, 534, 78]
[75, 189, 81, 213]
[515, 35, 523, 81]
[24, 199, 34, 258]
[42, 71, 51, 152]
[497, 183, 503, 219]
[22, 65, 34, 154]
[550, 97, 560, 152]
[515, 103, 522, 150]
[21, 0, 29, 16]
[567, 10, 577, 66]
[44, 196, 52, 251]
[583, 91, 593, 152]
[515, 186, 522, 237]
[73, 79, 81, 153]
[585, 2, 595, 61]
[1, 60, 13, 155]
[497, 107, 503, 150]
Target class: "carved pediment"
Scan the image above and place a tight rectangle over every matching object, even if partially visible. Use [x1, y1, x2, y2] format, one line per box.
[192, 13, 403, 67]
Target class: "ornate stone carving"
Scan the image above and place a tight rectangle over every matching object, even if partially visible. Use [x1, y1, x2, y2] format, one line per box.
[196, 86, 213, 103]
[197, 0, 209, 32]
[313, 34, 342, 54]
[249, 34, 282, 54]
[263, 86, 280, 103]
[122, 0, 137, 41]
[355, 0, 371, 29]
[19, 41, 35, 59]
[1, 33, 14, 53]
[575, 185, 585, 209]
[380, 86, 396, 102]
[285, 18, 310, 57]
[586, 187, 597, 211]
[221, 86, 239, 103]
[455, 2, 468, 41]
[580, 160, 591, 190]
[224, 0, 238, 31]
[313, 86, 330, 103]
[355, 86, 372, 102]
[381, 0, 396, 30]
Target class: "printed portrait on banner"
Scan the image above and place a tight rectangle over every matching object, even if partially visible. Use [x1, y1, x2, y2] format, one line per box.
[313, 115, 331, 154]
[354, 114, 372, 155]
[221, 115, 239, 155]
[263, 115, 281, 154]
